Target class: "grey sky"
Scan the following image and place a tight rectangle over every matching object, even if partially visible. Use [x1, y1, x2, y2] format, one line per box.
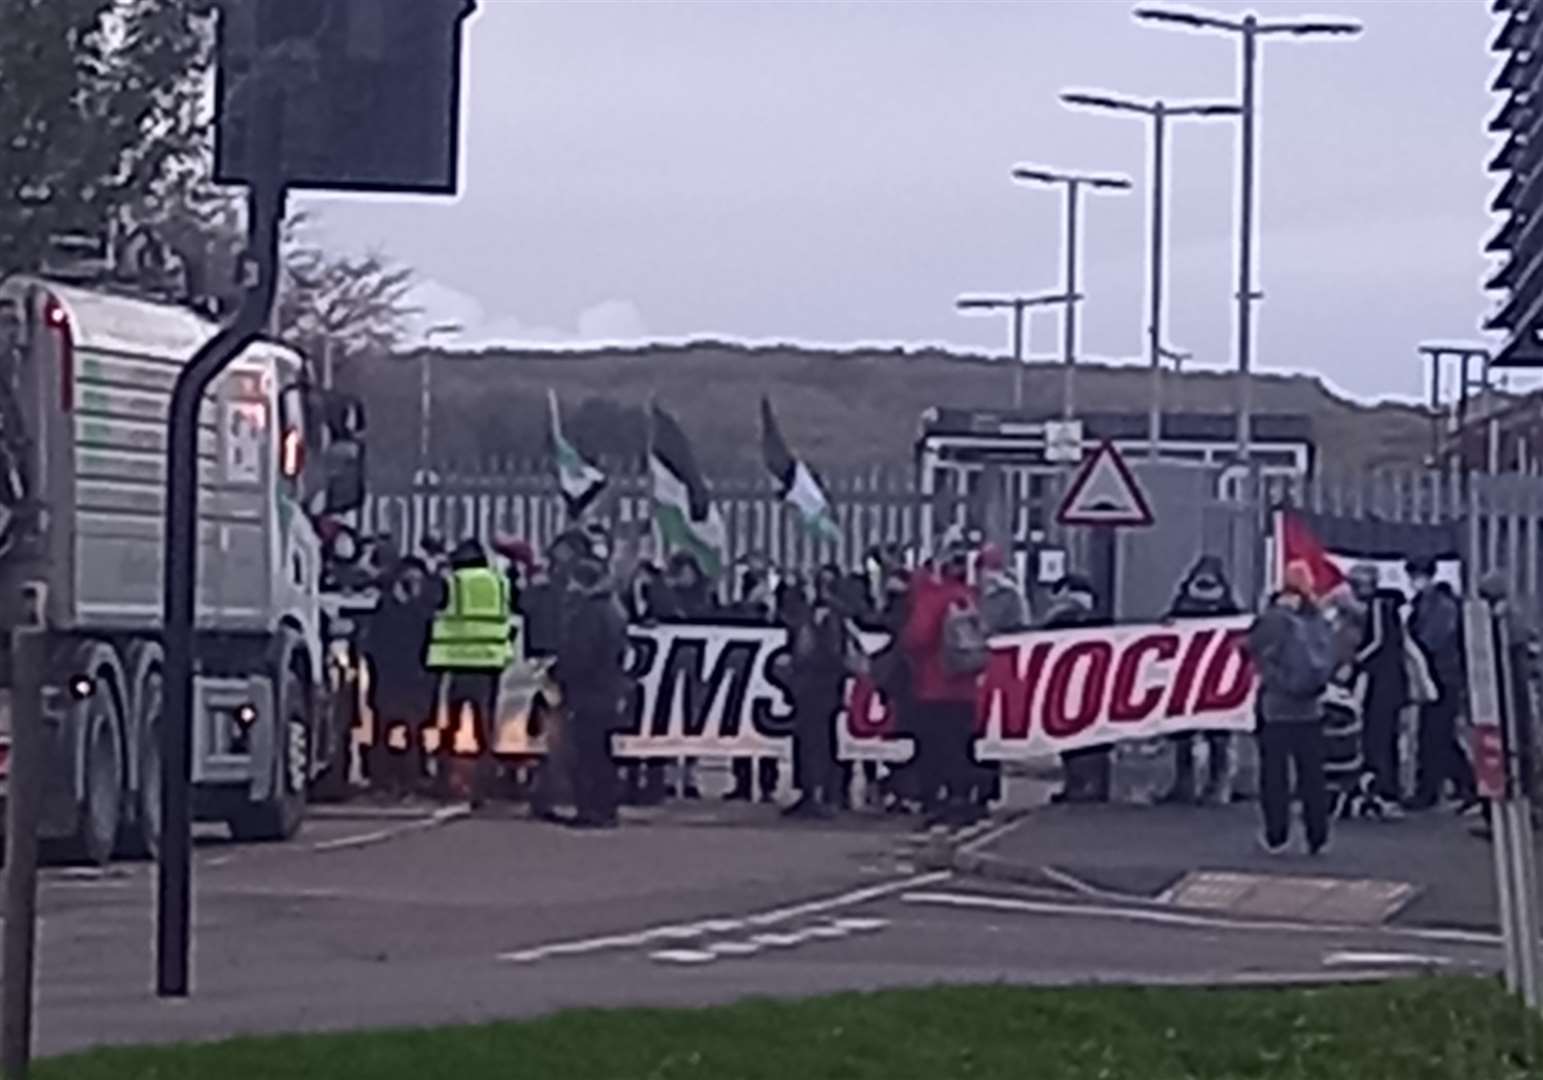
[301, 0, 1500, 404]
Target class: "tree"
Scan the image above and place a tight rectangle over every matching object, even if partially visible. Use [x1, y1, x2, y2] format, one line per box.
[273, 219, 420, 378]
[0, 0, 209, 279]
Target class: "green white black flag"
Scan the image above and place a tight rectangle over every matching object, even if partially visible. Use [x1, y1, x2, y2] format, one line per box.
[761, 396, 840, 544]
[650, 403, 725, 576]
[548, 390, 606, 519]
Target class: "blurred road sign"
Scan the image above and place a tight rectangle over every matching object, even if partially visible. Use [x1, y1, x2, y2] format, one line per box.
[1056, 441, 1153, 527]
[215, 0, 477, 195]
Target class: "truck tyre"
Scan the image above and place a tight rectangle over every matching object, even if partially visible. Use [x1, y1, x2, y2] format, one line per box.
[118, 669, 163, 860]
[61, 684, 125, 866]
[229, 669, 307, 842]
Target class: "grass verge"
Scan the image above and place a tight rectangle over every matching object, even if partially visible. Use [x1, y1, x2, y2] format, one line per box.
[40, 976, 1543, 1080]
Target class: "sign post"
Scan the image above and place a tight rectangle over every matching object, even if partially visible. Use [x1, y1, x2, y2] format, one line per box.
[1056, 440, 1154, 618]
[1467, 590, 1542, 1008]
[157, 0, 477, 999]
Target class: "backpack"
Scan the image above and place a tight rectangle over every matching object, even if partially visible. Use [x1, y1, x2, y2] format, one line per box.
[1277, 611, 1336, 698]
[943, 599, 990, 676]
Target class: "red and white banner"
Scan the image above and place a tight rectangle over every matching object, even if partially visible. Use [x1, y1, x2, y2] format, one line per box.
[597, 617, 1256, 760]
[973, 617, 1255, 758]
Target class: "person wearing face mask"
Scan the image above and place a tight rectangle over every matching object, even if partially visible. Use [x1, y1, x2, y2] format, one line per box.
[1405, 557, 1475, 811]
[1158, 556, 1242, 806]
[1044, 575, 1111, 804]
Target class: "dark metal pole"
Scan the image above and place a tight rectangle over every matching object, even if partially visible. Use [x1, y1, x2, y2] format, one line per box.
[1427, 349, 1441, 464]
[1062, 179, 1080, 420]
[2, 605, 45, 1079]
[1236, 17, 1258, 465]
[1148, 104, 1168, 458]
[156, 85, 286, 999]
[1011, 300, 1026, 410]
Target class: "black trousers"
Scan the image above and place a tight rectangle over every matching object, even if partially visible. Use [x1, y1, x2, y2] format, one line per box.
[793, 695, 840, 803]
[569, 704, 618, 824]
[731, 757, 781, 798]
[917, 702, 974, 810]
[442, 670, 501, 803]
[1361, 677, 1404, 801]
[1415, 694, 1474, 804]
[1258, 721, 1330, 851]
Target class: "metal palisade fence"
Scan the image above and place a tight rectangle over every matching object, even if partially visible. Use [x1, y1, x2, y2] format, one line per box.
[363, 459, 1543, 616]
[362, 463, 975, 572]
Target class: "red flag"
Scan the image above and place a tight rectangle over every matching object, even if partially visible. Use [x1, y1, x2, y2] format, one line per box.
[1277, 510, 1346, 600]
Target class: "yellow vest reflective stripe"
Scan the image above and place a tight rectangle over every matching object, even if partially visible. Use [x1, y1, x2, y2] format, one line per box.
[427, 567, 515, 669]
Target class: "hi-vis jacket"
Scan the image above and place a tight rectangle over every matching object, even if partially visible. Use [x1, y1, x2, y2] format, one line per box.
[427, 567, 516, 670]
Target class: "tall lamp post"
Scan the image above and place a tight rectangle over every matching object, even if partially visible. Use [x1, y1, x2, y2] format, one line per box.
[956, 291, 1082, 410]
[1011, 166, 1132, 419]
[1061, 90, 1240, 457]
[418, 321, 463, 484]
[1133, 5, 1361, 465]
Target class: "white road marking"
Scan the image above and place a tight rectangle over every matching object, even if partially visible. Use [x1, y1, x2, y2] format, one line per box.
[1323, 951, 1453, 969]
[498, 870, 948, 964]
[650, 949, 717, 965]
[901, 889, 1501, 948]
[706, 941, 763, 957]
[312, 829, 394, 852]
[749, 932, 807, 948]
[311, 804, 470, 854]
[831, 917, 890, 933]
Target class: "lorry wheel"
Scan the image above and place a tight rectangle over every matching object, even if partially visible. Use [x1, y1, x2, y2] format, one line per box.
[229, 670, 307, 842]
[118, 670, 163, 860]
[64, 687, 124, 866]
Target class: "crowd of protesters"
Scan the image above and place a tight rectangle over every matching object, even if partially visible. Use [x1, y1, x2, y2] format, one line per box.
[348, 520, 1539, 850]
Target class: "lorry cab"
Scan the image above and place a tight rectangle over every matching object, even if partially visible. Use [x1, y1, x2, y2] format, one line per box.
[0, 276, 365, 863]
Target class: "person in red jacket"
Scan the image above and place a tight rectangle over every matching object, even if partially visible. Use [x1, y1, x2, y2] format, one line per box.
[903, 542, 982, 825]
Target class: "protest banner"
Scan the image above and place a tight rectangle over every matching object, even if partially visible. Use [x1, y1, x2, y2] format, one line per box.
[595, 617, 1255, 760]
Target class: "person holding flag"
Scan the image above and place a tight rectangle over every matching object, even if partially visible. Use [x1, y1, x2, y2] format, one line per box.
[761, 397, 841, 545]
[548, 389, 607, 521]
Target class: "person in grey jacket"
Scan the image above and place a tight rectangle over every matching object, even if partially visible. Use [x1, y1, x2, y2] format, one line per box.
[1246, 565, 1335, 855]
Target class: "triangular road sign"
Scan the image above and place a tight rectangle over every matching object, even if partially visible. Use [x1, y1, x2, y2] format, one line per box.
[1056, 440, 1154, 527]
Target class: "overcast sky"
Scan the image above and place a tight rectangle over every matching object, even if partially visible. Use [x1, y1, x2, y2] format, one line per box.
[299, 0, 1502, 404]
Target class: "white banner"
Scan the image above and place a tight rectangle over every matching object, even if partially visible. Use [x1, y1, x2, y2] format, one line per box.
[595, 618, 1256, 760]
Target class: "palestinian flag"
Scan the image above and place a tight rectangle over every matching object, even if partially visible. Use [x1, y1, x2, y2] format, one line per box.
[548, 390, 607, 520]
[650, 403, 725, 576]
[761, 397, 840, 545]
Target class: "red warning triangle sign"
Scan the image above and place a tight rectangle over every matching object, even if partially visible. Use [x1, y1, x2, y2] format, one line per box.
[1056, 440, 1154, 527]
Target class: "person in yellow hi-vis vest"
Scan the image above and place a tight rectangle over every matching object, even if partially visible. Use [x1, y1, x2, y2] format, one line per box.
[426, 538, 516, 807]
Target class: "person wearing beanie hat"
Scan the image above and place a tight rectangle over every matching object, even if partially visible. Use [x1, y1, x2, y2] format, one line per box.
[1159, 556, 1242, 806]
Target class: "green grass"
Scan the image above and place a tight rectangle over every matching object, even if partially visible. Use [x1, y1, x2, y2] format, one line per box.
[39, 977, 1543, 1080]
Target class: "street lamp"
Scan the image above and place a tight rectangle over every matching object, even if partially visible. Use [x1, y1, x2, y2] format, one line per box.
[1418, 342, 1494, 469]
[1011, 166, 1132, 419]
[1061, 90, 1239, 458]
[419, 321, 463, 483]
[956, 291, 1082, 410]
[1133, 5, 1362, 465]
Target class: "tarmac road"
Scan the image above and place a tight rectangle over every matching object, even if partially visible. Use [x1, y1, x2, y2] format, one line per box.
[16, 802, 1506, 1058]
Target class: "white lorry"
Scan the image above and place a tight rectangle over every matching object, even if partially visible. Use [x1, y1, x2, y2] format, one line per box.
[0, 275, 366, 864]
